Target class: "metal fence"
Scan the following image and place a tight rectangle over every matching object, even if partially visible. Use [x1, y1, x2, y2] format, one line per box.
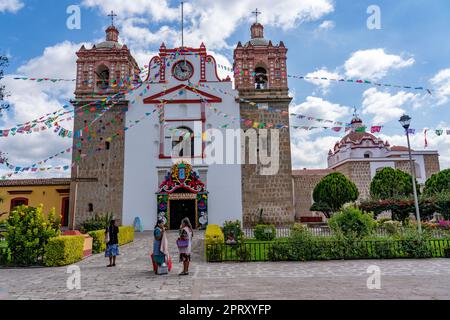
[206, 239, 450, 262]
[243, 227, 449, 239]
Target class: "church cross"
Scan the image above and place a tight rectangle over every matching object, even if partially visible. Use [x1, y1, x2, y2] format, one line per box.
[108, 10, 117, 26]
[252, 8, 261, 23]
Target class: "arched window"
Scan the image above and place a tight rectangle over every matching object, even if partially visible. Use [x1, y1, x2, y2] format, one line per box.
[172, 126, 194, 158]
[88, 203, 94, 212]
[254, 67, 268, 90]
[95, 64, 109, 90]
[10, 197, 29, 211]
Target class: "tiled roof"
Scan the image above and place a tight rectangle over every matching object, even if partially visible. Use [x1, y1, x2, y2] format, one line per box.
[390, 146, 411, 152]
[0, 178, 71, 187]
[292, 169, 333, 176]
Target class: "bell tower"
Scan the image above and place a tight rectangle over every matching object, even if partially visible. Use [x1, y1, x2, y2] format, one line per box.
[69, 14, 140, 229]
[234, 12, 294, 226]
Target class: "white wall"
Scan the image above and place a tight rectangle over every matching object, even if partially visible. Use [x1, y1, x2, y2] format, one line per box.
[122, 50, 242, 230]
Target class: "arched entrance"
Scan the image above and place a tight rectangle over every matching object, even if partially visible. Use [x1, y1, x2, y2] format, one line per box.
[156, 161, 208, 230]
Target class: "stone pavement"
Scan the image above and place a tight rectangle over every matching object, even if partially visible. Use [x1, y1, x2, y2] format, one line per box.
[0, 231, 449, 300]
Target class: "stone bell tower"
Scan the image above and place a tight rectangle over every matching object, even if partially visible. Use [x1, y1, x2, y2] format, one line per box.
[69, 16, 140, 229]
[234, 12, 294, 226]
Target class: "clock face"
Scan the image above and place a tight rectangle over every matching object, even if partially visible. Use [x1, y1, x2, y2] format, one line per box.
[173, 60, 194, 81]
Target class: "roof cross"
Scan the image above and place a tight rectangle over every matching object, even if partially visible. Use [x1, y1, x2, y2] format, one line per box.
[252, 8, 261, 23]
[108, 10, 117, 26]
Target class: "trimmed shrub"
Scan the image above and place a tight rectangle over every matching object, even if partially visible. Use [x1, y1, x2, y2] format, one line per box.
[44, 236, 84, 267]
[311, 172, 359, 217]
[222, 220, 243, 243]
[118, 226, 135, 245]
[6, 205, 60, 266]
[328, 206, 375, 239]
[205, 224, 224, 262]
[88, 229, 106, 254]
[254, 224, 276, 241]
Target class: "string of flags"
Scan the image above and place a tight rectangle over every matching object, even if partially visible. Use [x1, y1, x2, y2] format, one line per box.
[211, 61, 433, 94]
[0, 48, 189, 134]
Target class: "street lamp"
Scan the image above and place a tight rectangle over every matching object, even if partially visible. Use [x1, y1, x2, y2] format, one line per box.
[399, 114, 422, 233]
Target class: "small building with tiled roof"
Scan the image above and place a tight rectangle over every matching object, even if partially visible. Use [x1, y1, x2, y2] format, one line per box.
[0, 178, 71, 226]
[292, 115, 440, 222]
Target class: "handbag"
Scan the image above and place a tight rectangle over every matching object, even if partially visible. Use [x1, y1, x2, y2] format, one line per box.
[104, 230, 110, 244]
[176, 238, 189, 248]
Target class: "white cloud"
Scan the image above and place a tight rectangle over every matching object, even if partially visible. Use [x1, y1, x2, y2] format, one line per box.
[83, 0, 334, 50]
[291, 131, 338, 169]
[430, 68, 450, 106]
[379, 130, 450, 170]
[0, 42, 87, 178]
[317, 20, 335, 31]
[82, 0, 179, 22]
[344, 49, 415, 80]
[361, 88, 419, 124]
[304, 68, 342, 94]
[0, 0, 24, 13]
[291, 96, 352, 121]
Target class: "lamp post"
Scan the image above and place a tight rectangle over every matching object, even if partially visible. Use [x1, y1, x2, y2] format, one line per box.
[399, 114, 422, 233]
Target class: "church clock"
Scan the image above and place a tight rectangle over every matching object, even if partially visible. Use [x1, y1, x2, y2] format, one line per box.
[172, 60, 194, 81]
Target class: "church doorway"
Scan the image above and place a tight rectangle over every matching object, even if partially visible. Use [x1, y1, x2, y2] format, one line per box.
[157, 161, 208, 230]
[169, 199, 196, 230]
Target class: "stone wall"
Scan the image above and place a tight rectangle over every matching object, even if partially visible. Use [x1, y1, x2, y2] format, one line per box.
[292, 171, 331, 219]
[334, 161, 371, 200]
[424, 154, 441, 179]
[69, 102, 127, 229]
[239, 93, 294, 227]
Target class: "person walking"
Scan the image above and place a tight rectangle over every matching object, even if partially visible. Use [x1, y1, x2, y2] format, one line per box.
[177, 217, 193, 276]
[105, 219, 119, 267]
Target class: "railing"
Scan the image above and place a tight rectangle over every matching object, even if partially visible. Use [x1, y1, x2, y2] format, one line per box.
[206, 239, 450, 262]
[243, 227, 449, 239]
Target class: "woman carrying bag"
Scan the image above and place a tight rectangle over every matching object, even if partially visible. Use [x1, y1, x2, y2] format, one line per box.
[152, 219, 172, 274]
[177, 217, 193, 276]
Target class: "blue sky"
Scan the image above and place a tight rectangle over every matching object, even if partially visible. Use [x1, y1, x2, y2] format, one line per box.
[0, 0, 449, 178]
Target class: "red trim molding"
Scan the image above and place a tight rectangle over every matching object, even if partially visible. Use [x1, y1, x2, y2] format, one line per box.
[143, 84, 222, 104]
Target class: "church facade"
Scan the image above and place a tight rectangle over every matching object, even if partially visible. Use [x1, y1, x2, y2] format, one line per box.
[67, 19, 441, 230]
[69, 20, 293, 230]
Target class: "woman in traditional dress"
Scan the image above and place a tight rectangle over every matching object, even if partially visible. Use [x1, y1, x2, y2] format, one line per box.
[105, 219, 119, 267]
[178, 217, 193, 276]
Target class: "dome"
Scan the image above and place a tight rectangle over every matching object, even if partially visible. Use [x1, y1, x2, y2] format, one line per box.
[96, 41, 123, 49]
[245, 38, 270, 47]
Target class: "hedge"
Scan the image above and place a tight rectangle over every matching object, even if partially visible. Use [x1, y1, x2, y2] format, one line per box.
[88, 226, 135, 254]
[44, 236, 84, 267]
[254, 224, 276, 241]
[205, 224, 224, 261]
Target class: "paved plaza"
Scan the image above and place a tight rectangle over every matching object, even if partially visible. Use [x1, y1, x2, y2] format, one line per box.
[0, 231, 449, 300]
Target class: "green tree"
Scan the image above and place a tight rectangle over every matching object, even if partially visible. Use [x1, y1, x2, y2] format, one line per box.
[424, 169, 450, 196]
[370, 167, 418, 200]
[311, 172, 359, 218]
